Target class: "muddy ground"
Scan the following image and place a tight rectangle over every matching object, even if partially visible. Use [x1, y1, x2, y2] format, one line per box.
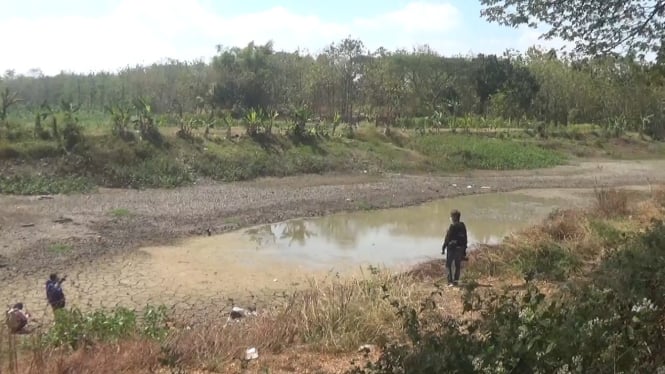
[2, 159, 665, 321]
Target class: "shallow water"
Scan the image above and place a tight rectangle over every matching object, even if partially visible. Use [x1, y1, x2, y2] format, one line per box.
[165, 190, 576, 273]
[4, 189, 584, 322]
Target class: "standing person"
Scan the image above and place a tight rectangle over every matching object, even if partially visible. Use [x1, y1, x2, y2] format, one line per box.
[45, 273, 67, 312]
[441, 209, 468, 287]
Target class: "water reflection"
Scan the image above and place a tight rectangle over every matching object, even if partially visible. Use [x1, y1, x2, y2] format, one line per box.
[241, 192, 571, 269]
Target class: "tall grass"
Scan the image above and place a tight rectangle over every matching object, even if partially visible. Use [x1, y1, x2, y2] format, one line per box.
[592, 186, 629, 217]
[165, 270, 423, 371]
[469, 188, 636, 281]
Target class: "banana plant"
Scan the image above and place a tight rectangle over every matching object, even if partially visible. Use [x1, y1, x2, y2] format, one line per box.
[331, 112, 342, 137]
[105, 103, 133, 140]
[59, 100, 83, 152]
[244, 108, 264, 136]
[266, 109, 279, 135]
[132, 97, 162, 144]
[290, 105, 312, 139]
[38, 102, 59, 139]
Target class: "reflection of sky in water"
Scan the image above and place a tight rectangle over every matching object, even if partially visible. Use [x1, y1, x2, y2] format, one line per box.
[238, 192, 570, 269]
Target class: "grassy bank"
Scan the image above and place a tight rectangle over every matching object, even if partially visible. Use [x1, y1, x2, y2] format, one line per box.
[4, 117, 665, 195]
[2, 187, 665, 373]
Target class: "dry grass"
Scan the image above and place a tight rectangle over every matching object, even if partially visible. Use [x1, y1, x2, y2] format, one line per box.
[592, 186, 629, 217]
[165, 270, 424, 371]
[27, 340, 162, 374]
[467, 187, 664, 281]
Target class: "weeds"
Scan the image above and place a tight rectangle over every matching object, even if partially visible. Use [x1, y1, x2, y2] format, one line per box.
[47, 244, 72, 254]
[37, 305, 169, 353]
[166, 269, 423, 369]
[411, 134, 565, 170]
[110, 208, 131, 218]
[0, 175, 95, 195]
[593, 186, 629, 217]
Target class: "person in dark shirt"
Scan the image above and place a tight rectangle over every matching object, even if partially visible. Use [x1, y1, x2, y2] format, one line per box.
[441, 209, 468, 286]
[45, 273, 67, 312]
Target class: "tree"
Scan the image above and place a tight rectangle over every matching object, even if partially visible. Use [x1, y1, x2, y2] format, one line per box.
[0, 88, 22, 121]
[472, 54, 512, 114]
[480, 0, 665, 56]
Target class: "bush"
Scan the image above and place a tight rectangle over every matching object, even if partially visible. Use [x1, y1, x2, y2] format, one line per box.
[0, 175, 95, 195]
[593, 187, 629, 217]
[351, 221, 665, 374]
[45, 305, 170, 350]
[512, 242, 582, 281]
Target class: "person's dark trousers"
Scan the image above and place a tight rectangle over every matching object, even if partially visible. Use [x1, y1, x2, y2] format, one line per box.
[446, 246, 462, 284]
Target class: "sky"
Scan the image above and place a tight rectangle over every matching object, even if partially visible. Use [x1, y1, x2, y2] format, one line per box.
[0, 0, 566, 76]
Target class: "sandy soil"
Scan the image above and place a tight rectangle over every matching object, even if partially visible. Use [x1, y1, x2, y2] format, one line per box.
[1, 159, 665, 321]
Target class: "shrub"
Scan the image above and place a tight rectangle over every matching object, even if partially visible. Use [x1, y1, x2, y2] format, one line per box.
[0, 175, 95, 195]
[351, 220, 665, 374]
[593, 187, 629, 217]
[45, 305, 170, 350]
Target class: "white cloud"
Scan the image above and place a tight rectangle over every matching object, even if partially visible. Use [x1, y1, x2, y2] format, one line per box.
[0, 0, 557, 76]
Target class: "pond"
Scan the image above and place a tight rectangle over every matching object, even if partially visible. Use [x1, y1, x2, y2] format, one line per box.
[6, 188, 590, 321]
[143, 189, 582, 278]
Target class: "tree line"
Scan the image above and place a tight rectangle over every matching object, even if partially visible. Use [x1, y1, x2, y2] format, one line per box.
[2, 38, 665, 138]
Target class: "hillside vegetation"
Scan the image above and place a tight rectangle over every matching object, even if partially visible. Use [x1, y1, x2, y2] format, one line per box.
[2, 37, 665, 195]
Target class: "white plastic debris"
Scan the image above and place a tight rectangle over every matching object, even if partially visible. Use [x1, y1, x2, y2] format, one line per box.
[245, 347, 259, 360]
[358, 344, 375, 353]
[481, 186, 491, 189]
[466, 185, 473, 189]
[230, 306, 245, 319]
[451, 184, 458, 187]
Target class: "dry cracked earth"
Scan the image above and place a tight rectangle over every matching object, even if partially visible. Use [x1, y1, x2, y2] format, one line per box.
[2, 158, 665, 324]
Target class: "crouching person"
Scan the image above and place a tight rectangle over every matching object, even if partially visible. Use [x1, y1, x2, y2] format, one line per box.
[5, 303, 30, 334]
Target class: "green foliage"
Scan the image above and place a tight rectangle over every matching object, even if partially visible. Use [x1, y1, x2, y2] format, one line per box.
[45, 305, 170, 350]
[480, 0, 665, 56]
[142, 305, 170, 341]
[411, 134, 564, 170]
[289, 105, 314, 140]
[0, 130, 574, 195]
[47, 308, 138, 349]
[511, 242, 582, 281]
[3, 36, 665, 137]
[101, 156, 192, 189]
[0, 87, 21, 121]
[59, 100, 84, 152]
[48, 243, 72, 254]
[0, 175, 95, 195]
[110, 208, 131, 218]
[0, 139, 62, 159]
[351, 220, 665, 374]
[132, 97, 163, 145]
[588, 219, 625, 247]
[105, 103, 134, 141]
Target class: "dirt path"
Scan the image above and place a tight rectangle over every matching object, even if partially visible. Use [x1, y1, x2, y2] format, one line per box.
[1, 159, 665, 322]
